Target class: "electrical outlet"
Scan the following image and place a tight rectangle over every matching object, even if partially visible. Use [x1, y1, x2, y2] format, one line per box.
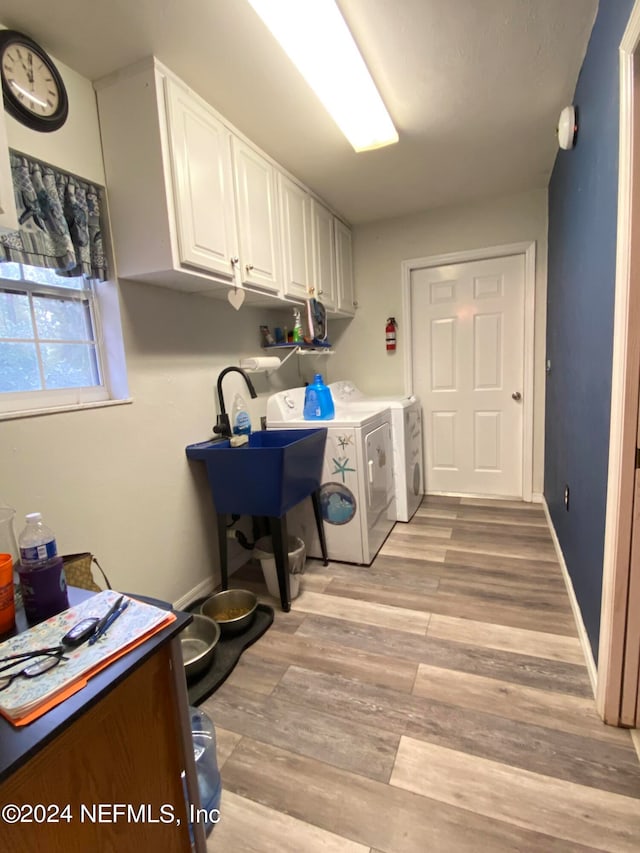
[564, 484, 570, 511]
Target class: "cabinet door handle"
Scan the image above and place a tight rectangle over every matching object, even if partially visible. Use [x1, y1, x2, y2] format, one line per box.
[246, 263, 254, 273]
[230, 256, 239, 266]
[368, 459, 374, 484]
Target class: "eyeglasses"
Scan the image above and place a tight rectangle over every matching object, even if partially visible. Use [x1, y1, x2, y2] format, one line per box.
[0, 646, 68, 692]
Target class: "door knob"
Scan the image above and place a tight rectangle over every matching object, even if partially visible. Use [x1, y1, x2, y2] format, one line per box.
[512, 391, 522, 401]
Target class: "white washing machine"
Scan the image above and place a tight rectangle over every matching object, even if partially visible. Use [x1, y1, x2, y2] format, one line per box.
[329, 381, 424, 522]
[266, 387, 395, 565]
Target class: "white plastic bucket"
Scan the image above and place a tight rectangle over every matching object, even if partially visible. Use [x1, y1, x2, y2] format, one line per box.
[253, 536, 305, 600]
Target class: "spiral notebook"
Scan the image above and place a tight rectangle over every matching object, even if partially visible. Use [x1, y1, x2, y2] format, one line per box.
[0, 590, 175, 726]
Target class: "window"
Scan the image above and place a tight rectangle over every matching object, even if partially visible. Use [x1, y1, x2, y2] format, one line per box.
[0, 261, 110, 414]
[0, 152, 128, 418]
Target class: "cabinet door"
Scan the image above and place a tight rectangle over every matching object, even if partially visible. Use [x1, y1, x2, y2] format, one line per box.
[311, 200, 336, 310]
[279, 174, 312, 300]
[335, 218, 356, 315]
[165, 78, 238, 279]
[232, 138, 281, 294]
[0, 109, 18, 234]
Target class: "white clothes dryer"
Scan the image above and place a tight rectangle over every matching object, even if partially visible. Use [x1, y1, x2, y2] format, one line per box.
[329, 381, 424, 522]
[266, 387, 395, 565]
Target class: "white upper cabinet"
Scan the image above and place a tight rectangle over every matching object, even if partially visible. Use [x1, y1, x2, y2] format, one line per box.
[334, 217, 356, 315]
[95, 57, 352, 310]
[311, 199, 336, 311]
[232, 138, 281, 294]
[279, 174, 313, 301]
[96, 59, 235, 295]
[165, 77, 238, 279]
[0, 109, 18, 234]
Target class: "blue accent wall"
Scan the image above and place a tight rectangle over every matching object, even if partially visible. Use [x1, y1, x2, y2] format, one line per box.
[546, 0, 635, 663]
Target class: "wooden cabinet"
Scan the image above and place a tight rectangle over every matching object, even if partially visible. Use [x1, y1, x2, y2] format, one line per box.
[232, 137, 281, 294]
[279, 173, 313, 301]
[2, 644, 197, 852]
[0, 598, 204, 853]
[0, 108, 18, 234]
[311, 199, 336, 311]
[335, 217, 356, 315]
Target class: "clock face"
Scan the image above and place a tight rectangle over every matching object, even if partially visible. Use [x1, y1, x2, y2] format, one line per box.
[0, 30, 68, 132]
[2, 41, 60, 117]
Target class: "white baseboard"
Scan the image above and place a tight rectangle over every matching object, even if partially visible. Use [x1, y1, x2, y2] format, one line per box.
[173, 517, 257, 610]
[172, 550, 251, 611]
[426, 490, 543, 503]
[542, 497, 598, 696]
[173, 575, 216, 612]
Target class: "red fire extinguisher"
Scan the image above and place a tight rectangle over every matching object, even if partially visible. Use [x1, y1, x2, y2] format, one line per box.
[386, 317, 397, 352]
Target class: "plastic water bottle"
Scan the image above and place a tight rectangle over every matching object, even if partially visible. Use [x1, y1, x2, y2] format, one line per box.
[17, 512, 67, 623]
[190, 706, 221, 836]
[18, 512, 58, 567]
[303, 373, 335, 420]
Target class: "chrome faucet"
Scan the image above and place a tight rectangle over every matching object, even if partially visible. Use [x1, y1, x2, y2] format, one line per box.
[213, 366, 258, 438]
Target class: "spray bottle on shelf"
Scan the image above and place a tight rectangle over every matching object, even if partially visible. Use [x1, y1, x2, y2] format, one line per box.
[292, 308, 303, 343]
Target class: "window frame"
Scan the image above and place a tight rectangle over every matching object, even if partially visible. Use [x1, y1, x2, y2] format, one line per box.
[0, 262, 126, 418]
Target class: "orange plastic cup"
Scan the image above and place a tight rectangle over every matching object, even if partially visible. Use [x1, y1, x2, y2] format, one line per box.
[0, 552, 16, 635]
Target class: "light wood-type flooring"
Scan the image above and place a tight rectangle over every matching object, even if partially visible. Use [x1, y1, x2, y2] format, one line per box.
[201, 496, 640, 852]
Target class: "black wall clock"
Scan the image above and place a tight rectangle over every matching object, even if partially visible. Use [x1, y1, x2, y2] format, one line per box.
[0, 30, 68, 132]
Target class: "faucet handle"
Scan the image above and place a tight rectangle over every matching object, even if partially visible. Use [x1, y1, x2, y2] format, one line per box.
[213, 414, 231, 437]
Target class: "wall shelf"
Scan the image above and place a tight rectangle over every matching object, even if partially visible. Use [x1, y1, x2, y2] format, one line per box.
[263, 344, 333, 353]
[240, 344, 334, 373]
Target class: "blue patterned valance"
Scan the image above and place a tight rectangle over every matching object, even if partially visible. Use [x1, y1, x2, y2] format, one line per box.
[0, 151, 107, 281]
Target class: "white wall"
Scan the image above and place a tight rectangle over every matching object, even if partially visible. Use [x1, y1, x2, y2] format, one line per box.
[4, 49, 105, 185]
[1, 280, 303, 604]
[0, 35, 549, 605]
[0, 40, 304, 605]
[330, 189, 548, 494]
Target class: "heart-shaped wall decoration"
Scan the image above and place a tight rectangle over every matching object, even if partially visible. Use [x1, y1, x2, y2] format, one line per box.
[227, 287, 245, 311]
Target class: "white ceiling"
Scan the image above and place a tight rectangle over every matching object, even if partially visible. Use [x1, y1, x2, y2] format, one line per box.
[0, 0, 597, 224]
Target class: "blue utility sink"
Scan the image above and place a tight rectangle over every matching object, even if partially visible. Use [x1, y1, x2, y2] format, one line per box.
[185, 428, 327, 517]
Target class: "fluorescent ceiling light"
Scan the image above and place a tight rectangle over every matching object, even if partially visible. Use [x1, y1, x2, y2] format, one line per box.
[247, 0, 398, 152]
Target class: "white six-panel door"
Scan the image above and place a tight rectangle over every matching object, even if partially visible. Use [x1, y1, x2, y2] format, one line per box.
[411, 254, 525, 497]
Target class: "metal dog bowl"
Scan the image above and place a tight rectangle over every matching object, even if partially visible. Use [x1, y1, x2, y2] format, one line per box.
[181, 613, 221, 681]
[200, 588, 258, 637]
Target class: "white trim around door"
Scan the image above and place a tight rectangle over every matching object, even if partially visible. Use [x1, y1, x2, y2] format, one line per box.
[401, 241, 536, 502]
[598, 0, 640, 727]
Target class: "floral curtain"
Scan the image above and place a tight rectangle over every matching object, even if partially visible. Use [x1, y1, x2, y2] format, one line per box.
[0, 151, 108, 281]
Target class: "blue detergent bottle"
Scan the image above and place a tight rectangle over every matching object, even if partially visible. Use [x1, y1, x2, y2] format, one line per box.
[303, 374, 335, 420]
